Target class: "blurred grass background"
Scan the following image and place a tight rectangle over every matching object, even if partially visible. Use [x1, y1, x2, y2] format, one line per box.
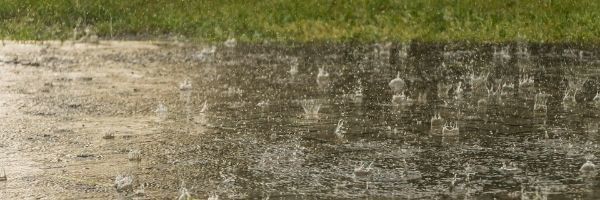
[0, 0, 599, 43]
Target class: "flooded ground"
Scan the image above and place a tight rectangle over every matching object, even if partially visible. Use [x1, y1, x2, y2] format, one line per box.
[0, 40, 599, 199]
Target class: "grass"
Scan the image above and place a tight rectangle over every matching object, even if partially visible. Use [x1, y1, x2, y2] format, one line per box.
[0, 0, 599, 43]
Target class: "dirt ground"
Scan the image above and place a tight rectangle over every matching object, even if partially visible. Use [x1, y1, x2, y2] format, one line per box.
[0, 40, 216, 199]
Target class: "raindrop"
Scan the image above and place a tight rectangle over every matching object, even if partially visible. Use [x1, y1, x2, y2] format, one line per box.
[208, 193, 220, 200]
[469, 72, 489, 94]
[316, 67, 330, 88]
[566, 76, 587, 94]
[563, 49, 580, 58]
[493, 46, 511, 61]
[392, 92, 413, 106]
[519, 75, 534, 88]
[334, 119, 346, 140]
[300, 99, 321, 117]
[437, 83, 452, 99]
[102, 131, 115, 140]
[430, 114, 444, 135]
[397, 43, 409, 60]
[155, 103, 168, 121]
[134, 184, 145, 197]
[449, 173, 459, 190]
[196, 46, 217, 62]
[224, 38, 237, 48]
[454, 82, 464, 100]
[580, 160, 596, 173]
[389, 72, 405, 94]
[128, 149, 142, 162]
[225, 87, 243, 96]
[594, 92, 600, 107]
[416, 92, 427, 105]
[533, 93, 548, 112]
[442, 122, 460, 136]
[515, 44, 530, 58]
[501, 82, 514, 95]
[464, 163, 475, 181]
[178, 187, 191, 200]
[257, 100, 270, 108]
[179, 79, 192, 91]
[114, 174, 134, 193]
[200, 101, 209, 113]
[585, 122, 598, 134]
[486, 83, 502, 99]
[354, 161, 373, 177]
[499, 161, 521, 174]
[286, 56, 300, 81]
[0, 168, 6, 181]
[562, 89, 577, 110]
[352, 80, 364, 103]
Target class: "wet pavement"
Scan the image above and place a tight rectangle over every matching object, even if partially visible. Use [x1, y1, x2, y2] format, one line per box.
[0, 40, 599, 199]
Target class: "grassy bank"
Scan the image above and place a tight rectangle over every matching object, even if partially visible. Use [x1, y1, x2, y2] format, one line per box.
[0, 0, 599, 43]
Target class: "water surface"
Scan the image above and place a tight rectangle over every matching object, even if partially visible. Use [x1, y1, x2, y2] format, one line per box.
[0, 41, 599, 199]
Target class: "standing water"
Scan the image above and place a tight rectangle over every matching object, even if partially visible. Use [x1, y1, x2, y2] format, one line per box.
[0, 41, 599, 199]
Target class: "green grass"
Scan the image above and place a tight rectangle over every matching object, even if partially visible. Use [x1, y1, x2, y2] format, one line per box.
[1, 0, 599, 43]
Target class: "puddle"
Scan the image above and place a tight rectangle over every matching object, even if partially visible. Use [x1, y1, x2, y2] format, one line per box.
[0, 40, 599, 199]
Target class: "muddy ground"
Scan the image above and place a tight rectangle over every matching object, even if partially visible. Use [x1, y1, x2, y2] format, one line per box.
[1, 40, 600, 199]
[0, 41, 223, 199]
